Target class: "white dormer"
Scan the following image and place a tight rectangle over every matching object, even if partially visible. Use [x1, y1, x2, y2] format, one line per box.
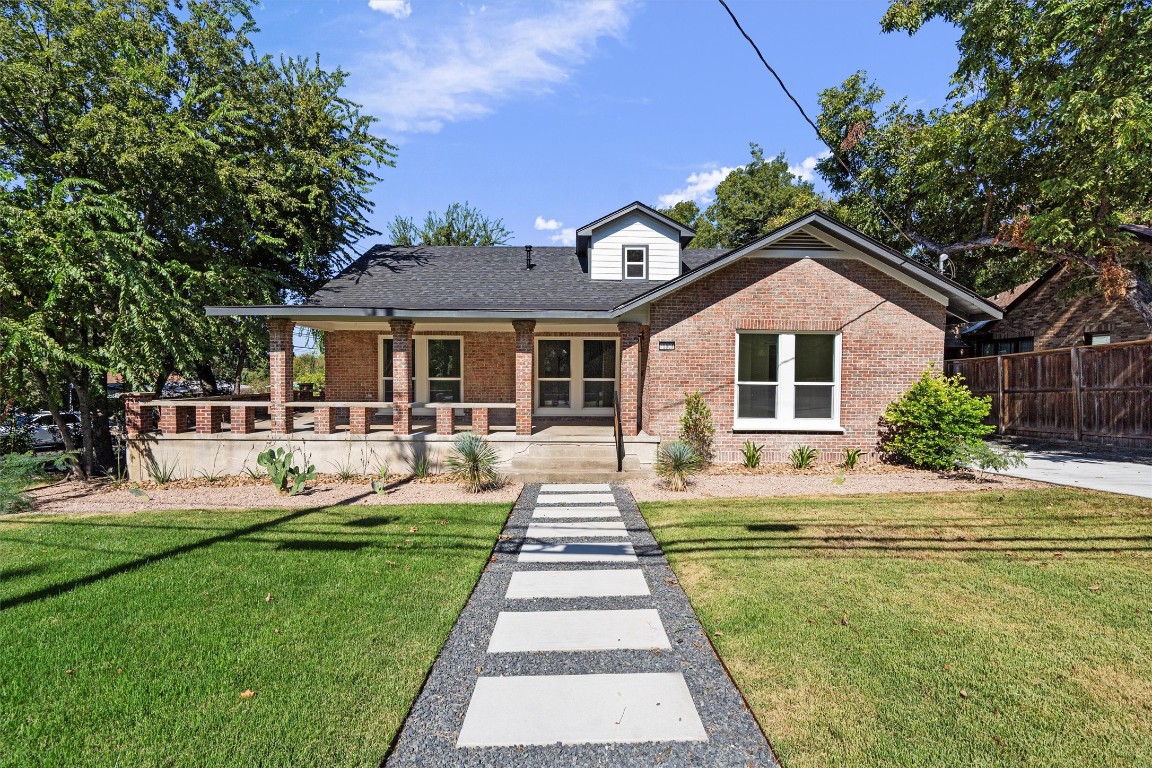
[576, 202, 695, 281]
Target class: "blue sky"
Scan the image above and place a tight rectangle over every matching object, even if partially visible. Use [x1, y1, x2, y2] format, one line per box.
[253, 0, 961, 248]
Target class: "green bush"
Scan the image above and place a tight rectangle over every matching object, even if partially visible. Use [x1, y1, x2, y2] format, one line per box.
[0, 413, 34, 455]
[679, 392, 715, 464]
[881, 367, 995, 470]
[445, 434, 501, 492]
[740, 439, 763, 469]
[789, 445, 818, 470]
[655, 440, 704, 492]
[952, 440, 1026, 480]
[1, 452, 68, 514]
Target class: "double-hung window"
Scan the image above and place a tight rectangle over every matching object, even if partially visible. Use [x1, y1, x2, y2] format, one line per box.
[623, 246, 647, 279]
[537, 340, 572, 408]
[582, 340, 617, 408]
[735, 332, 841, 430]
[426, 338, 462, 402]
[535, 338, 618, 412]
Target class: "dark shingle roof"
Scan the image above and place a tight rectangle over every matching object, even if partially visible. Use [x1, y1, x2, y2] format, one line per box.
[303, 245, 727, 312]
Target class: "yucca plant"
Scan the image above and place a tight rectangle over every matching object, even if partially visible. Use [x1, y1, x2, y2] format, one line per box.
[789, 445, 818, 470]
[740, 439, 763, 469]
[655, 440, 704, 492]
[445, 433, 501, 492]
[842, 448, 862, 470]
[409, 453, 433, 479]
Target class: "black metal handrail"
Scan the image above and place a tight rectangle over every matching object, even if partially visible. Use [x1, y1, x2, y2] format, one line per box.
[612, 390, 624, 472]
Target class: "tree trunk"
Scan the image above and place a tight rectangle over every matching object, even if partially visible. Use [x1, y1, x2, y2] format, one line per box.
[90, 374, 117, 476]
[232, 337, 248, 395]
[195, 361, 218, 395]
[66, 368, 96, 478]
[34, 371, 82, 479]
[153, 356, 174, 398]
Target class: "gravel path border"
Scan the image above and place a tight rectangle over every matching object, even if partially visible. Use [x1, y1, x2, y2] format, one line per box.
[384, 484, 778, 767]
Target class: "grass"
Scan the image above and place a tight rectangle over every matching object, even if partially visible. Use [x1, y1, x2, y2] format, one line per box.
[0, 500, 510, 767]
[642, 489, 1152, 768]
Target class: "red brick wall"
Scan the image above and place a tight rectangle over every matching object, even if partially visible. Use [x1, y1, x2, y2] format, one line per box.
[325, 330, 380, 401]
[643, 257, 946, 462]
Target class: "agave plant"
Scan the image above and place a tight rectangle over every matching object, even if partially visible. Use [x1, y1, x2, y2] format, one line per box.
[654, 440, 704, 492]
[445, 433, 501, 492]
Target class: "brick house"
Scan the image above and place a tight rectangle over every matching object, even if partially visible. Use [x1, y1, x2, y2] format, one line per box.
[125, 202, 999, 478]
[956, 262, 1152, 358]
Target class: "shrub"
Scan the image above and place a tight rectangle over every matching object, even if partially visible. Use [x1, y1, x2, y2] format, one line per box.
[445, 433, 501, 492]
[842, 448, 862, 470]
[881, 367, 995, 470]
[655, 440, 704, 492]
[257, 447, 316, 496]
[409, 453, 433, 479]
[740, 439, 763, 469]
[952, 440, 1026, 480]
[679, 392, 715, 464]
[1, 452, 69, 514]
[0, 411, 34, 455]
[147, 456, 179, 484]
[789, 445, 818, 470]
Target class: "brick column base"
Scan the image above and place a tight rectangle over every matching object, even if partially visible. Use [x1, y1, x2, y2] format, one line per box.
[195, 405, 225, 434]
[271, 405, 294, 435]
[313, 407, 333, 435]
[471, 407, 489, 436]
[436, 407, 455, 436]
[159, 405, 194, 434]
[230, 405, 255, 434]
[349, 407, 372, 435]
[392, 403, 411, 435]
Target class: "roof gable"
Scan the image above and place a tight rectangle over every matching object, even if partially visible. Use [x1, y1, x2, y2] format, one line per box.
[575, 201, 695, 257]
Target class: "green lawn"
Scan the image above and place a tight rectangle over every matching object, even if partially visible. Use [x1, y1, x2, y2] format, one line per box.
[0, 501, 510, 767]
[643, 489, 1152, 768]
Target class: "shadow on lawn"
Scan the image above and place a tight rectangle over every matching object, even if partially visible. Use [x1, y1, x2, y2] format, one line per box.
[0, 493, 377, 612]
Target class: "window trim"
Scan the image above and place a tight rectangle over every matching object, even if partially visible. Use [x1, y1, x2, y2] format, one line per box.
[534, 337, 618, 415]
[378, 334, 463, 407]
[732, 331, 843, 432]
[622, 245, 648, 280]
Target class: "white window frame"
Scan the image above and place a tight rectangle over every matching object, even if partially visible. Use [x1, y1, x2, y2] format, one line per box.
[378, 335, 464, 408]
[622, 245, 648, 280]
[733, 331, 843, 432]
[534, 337, 618, 416]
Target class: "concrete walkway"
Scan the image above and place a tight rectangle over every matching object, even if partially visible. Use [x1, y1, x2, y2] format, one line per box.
[385, 483, 777, 767]
[991, 444, 1152, 498]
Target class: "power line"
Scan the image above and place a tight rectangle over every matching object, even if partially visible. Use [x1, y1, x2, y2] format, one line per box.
[716, 0, 924, 256]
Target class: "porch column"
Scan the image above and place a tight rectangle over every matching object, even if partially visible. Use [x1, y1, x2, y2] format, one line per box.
[513, 320, 536, 436]
[269, 318, 296, 435]
[390, 319, 414, 436]
[618, 321, 642, 437]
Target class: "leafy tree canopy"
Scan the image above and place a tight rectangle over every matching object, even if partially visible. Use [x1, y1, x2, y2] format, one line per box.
[658, 144, 831, 248]
[814, 0, 1152, 323]
[0, 0, 394, 475]
[387, 202, 511, 246]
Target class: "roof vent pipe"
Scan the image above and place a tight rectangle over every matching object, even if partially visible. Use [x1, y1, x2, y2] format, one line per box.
[525, 245, 535, 270]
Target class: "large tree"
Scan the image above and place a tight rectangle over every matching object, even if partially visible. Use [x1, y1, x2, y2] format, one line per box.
[0, 0, 394, 476]
[814, 1, 1152, 322]
[387, 202, 511, 246]
[659, 144, 831, 248]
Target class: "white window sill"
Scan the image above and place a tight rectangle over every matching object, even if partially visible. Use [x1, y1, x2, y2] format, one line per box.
[732, 419, 844, 433]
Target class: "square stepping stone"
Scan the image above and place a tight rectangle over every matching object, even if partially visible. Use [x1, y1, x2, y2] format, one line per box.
[518, 541, 636, 563]
[526, 521, 628, 538]
[506, 569, 650, 599]
[531, 505, 619, 519]
[536, 493, 617, 505]
[487, 609, 670, 652]
[457, 672, 707, 746]
[540, 483, 613, 492]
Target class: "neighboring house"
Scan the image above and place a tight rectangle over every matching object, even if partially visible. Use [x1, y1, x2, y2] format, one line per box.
[124, 202, 999, 477]
[956, 262, 1152, 358]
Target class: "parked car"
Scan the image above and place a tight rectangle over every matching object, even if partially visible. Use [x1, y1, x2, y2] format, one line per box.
[27, 411, 81, 450]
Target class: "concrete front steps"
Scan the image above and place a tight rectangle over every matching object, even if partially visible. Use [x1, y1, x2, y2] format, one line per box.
[506, 439, 655, 483]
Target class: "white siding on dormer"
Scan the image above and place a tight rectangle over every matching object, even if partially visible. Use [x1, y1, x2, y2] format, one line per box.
[589, 213, 681, 281]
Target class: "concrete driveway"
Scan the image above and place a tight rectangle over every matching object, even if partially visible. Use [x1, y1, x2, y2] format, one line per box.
[991, 442, 1152, 498]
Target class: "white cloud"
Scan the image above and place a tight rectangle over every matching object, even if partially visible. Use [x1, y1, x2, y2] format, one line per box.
[535, 216, 575, 246]
[657, 166, 739, 208]
[352, 1, 633, 133]
[368, 0, 412, 19]
[789, 151, 832, 182]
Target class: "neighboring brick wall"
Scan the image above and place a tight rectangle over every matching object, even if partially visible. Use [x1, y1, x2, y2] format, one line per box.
[642, 257, 946, 461]
[987, 265, 1152, 350]
[325, 330, 380, 401]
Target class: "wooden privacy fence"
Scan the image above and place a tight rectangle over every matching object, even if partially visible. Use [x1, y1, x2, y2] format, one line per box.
[944, 339, 1152, 448]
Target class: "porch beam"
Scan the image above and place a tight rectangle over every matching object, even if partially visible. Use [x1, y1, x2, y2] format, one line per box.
[513, 320, 536, 436]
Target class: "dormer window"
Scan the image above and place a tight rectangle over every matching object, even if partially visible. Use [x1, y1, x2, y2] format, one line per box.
[623, 246, 648, 279]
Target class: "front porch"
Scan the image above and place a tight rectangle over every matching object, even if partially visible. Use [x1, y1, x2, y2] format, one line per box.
[123, 317, 659, 481]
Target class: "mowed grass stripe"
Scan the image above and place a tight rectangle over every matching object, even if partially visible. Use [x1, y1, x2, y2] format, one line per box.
[0, 502, 510, 767]
[642, 489, 1152, 768]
